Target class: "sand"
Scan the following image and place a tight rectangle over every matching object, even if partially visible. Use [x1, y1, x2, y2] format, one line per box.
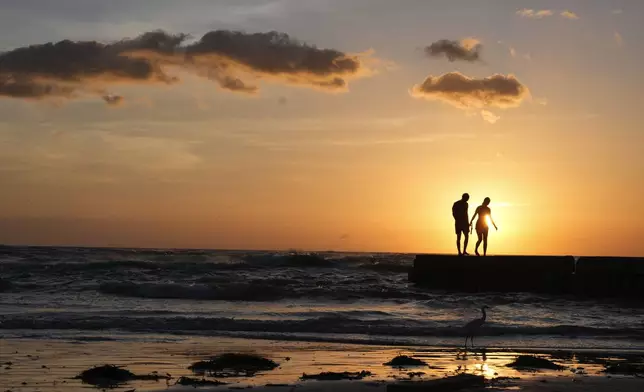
[0, 334, 642, 391]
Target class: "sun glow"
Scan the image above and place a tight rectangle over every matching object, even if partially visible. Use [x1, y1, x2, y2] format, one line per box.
[486, 216, 495, 231]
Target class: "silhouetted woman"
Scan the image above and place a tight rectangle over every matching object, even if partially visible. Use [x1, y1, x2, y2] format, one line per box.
[469, 197, 498, 256]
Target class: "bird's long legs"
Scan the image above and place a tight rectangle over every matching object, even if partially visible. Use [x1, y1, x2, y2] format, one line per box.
[464, 335, 478, 350]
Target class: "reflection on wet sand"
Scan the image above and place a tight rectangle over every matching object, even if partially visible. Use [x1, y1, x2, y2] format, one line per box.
[1, 336, 642, 391]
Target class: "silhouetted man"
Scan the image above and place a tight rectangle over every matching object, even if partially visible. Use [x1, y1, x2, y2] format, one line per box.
[452, 193, 470, 256]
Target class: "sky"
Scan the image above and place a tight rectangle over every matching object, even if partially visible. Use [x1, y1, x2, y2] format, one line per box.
[0, 0, 643, 256]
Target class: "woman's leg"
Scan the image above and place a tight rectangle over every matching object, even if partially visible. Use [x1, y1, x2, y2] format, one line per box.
[483, 232, 488, 256]
[475, 232, 483, 256]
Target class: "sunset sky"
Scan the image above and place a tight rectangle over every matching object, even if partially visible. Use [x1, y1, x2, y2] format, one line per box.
[1, 0, 642, 256]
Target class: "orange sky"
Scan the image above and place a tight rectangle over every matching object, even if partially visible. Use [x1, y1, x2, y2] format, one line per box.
[1, 1, 643, 256]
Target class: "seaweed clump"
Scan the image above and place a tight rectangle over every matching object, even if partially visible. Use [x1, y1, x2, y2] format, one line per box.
[189, 353, 278, 377]
[176, 376, 227, 387]
[506, 355, 565, 371]
[384, 355, 427, 367]
[301, 370, 372, 381]
[75, 365, 169, 388]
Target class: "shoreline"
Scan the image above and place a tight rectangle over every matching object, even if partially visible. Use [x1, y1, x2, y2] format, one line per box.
[1, 335, 642, 392]
[4, 328, 644, 352]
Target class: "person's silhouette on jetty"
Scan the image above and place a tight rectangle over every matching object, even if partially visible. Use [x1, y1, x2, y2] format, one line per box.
[452, 193, 470, 256]
[470, 197, 498, 256]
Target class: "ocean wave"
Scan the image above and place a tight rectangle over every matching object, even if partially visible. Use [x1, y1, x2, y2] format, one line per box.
[1, 313, 643, 340]
[0, 259, 252, 274]
[357, 263, 411, 273]
[99, 281, 289, 301]
[96, 280, 432, 301]
[241, 253, 335, 267]
[0, 248, 412, 275]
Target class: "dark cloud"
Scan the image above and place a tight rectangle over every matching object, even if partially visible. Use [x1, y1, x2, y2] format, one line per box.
[0, 30, 371, 104]
[174, 31, 365, 93]
[425, 38, 481, 62]
[188, 30, 360, 76]
[411, 72, 529, 109]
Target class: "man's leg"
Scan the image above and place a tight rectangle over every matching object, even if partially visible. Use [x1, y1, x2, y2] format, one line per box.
[463, 232, 469, 255]
[456, 232, 462, 255]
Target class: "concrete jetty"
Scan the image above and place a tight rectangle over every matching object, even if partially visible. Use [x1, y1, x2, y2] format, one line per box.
[574, 256, 644, 297]
[409, 254, 644, 298]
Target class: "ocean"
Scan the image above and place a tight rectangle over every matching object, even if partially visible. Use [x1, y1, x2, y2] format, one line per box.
[1, 246, 643, 350]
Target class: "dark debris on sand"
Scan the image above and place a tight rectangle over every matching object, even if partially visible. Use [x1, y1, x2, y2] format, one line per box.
[549, 352, 611, 365]
[387, 374, 485, 392]
[488, 376, 521, 387]
[301, 370, 372, 381]
[384, 355, 427, 367]
[391, 372, 426, 381]
[189, 353, 278, 377]
[506, 355, 565, 371]
[75, 364, 171, 388]
[176, 376, 227, 387]
[265, 383, 296, 387]
[603, 362, 644, 375]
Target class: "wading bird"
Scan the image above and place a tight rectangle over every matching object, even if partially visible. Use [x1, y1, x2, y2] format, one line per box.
[463, 306, 489, 349]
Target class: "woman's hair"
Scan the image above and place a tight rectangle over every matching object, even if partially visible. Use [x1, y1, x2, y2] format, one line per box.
[483, 197, 491, 205]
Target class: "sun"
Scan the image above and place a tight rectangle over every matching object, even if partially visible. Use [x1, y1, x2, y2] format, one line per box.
[486, 216, 495, 230]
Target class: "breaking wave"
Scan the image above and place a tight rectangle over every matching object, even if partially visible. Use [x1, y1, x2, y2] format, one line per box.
[1, 313, 643, 341]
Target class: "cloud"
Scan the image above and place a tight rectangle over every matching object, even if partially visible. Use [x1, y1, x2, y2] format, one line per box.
[516, 9, 553, 18]
[614, 31, 624, 47]
[0, 30, 373, 104]
[424, 38, 481, 62]
[497, 41, 524, 60]
[517, 9, 579, 20]
[535, 97, 548, 106]
[560, 10, 579, 19]
[480, 110, 500, 124]
[509, 47, 517, 58]
[410, 72, 529, 110]
[612, 9, 623, 15]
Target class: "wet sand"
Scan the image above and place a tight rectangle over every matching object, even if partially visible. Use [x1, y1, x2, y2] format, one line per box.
[0, 334, 642, 391]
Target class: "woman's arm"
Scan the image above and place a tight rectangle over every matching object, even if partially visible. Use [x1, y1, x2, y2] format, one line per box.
[490, 211, 498, 230]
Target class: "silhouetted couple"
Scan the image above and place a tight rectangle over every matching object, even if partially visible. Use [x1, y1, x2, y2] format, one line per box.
[452, 193, 498, 256]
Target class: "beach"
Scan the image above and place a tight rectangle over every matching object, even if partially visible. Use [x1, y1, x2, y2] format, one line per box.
[1, 335, 644, 391]
[1, 246, 643, 391]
